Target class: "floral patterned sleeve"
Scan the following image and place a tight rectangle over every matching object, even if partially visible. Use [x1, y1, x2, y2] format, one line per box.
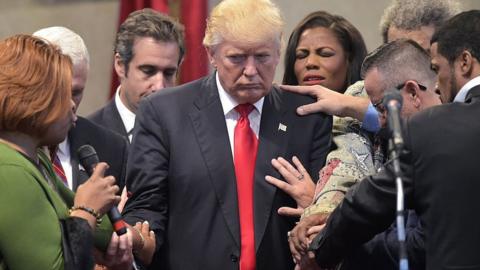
[302, 131, 377, 218]
[302, 81, 384, 219]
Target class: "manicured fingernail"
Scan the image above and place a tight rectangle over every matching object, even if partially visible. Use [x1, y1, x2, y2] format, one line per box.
[143, 220, 149, 225]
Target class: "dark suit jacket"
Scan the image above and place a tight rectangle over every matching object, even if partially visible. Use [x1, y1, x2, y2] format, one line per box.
[340, 210, 424, 270]
[88, 99, 129, 141]
[312, 85, 480, 270]
[123, 74, 332, 270]
[68, 116, 128, 190]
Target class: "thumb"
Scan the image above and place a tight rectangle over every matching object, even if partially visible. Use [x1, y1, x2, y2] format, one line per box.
[91, 162, 109, 179]
[278, 207, 304, 217]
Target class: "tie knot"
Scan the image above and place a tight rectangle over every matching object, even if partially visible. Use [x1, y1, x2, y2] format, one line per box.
[235, 104, 254, 118]
[48, 145, 58, 161]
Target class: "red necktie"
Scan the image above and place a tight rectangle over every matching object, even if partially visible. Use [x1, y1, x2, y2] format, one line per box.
[49, 147, 69, 187]
[234, 104, 258, 270]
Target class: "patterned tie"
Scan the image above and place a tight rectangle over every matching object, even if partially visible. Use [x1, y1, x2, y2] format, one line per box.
[234, 104, 258, 270]
[49, 146, 69, 187]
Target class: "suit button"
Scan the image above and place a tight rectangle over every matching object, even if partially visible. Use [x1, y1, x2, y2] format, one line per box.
[230, 254, 238, 262]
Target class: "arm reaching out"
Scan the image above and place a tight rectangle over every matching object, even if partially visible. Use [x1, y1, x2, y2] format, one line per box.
[280, 84, 370, 122]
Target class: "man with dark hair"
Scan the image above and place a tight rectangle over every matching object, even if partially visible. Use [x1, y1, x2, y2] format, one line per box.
[89, 8, 185, 142]
[309, 10, 480, 270]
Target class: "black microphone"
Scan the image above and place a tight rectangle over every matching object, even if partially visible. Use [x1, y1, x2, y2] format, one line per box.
[77, 145, 127, 236]
[383, 91, 409, 269]
[383, 90, 404, 150]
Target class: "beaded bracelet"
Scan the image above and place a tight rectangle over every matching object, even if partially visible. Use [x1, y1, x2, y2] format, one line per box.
[69, 205, 103, 226]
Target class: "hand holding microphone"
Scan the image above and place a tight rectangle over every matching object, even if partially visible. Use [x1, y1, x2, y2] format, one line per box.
[77, 145, 127, 235]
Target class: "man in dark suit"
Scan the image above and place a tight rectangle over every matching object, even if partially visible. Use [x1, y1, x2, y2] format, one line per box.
[306, 10, 480, 270]
[88, 9, 185, 143]
[122, 0, 332, 269]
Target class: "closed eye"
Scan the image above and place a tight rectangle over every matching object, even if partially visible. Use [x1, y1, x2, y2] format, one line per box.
[227, 54, 247, 64]
[295, 50, 309, 60]
[139, 65, 157, 76]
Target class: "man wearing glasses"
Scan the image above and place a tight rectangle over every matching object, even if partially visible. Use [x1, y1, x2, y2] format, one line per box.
[364, 41, 441, 131]
[288, 39, 441, 269]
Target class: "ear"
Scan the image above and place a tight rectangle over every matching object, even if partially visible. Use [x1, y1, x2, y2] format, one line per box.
[205, 47, 217, 68]
[404, 80, 421, 108]
[114, 53, 127, 79]
[458, 50, 474, 77]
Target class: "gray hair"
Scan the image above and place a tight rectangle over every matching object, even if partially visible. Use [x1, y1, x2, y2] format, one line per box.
[380, 0, 461, 43]
[33, 26, 89, 68]
[361, 39, 436, 91]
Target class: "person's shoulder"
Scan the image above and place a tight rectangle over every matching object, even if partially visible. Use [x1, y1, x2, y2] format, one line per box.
[272, 87, 330, 121]
[74, 117, 127, 146]
[0, 144, 28, 167]
[0, 145, 38, 183]
[87, 99, 115, 123]
[409, 101, 461, 127]
[147, 75, 212, 104]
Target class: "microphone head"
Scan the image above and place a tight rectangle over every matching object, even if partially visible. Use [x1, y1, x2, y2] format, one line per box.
[383, 89, 403, 109]
[77, 144, 99, 175]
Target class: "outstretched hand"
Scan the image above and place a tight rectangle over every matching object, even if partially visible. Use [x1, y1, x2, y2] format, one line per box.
[265, 156, 315, 217]
[280, 84, 369, 121]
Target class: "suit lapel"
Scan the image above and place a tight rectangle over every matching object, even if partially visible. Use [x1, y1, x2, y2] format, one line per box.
[104, 100, 129, 139]
[189, 75, 240, 247]
[254, 87, 289, 251]
[68, 118, 91, 190]
[465, 85, 480, 103]
[68, 126, 81, 190]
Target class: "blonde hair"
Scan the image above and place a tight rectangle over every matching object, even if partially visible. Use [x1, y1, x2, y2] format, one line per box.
[203, 0, 284, 49]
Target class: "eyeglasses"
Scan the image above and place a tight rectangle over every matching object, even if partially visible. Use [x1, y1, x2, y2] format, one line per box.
[372, 81, 427, 113]
[372, 99, 386, 114]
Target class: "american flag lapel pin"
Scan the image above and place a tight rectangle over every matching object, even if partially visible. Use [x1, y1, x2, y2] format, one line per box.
[278, 123, 287, 132]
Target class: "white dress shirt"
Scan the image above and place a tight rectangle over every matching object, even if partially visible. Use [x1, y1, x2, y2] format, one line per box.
[115, 86, 136, 142]
[454, 75, 480, 103]
[56, 138, 73, 189]
[216, 72, 264, 156]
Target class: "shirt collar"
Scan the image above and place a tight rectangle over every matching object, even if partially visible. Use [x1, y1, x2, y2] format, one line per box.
[115, 85, 136, 133]
[453, 75, 480, 103]
[215, 71, 264, 115]
[57, 137, 69, 156]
